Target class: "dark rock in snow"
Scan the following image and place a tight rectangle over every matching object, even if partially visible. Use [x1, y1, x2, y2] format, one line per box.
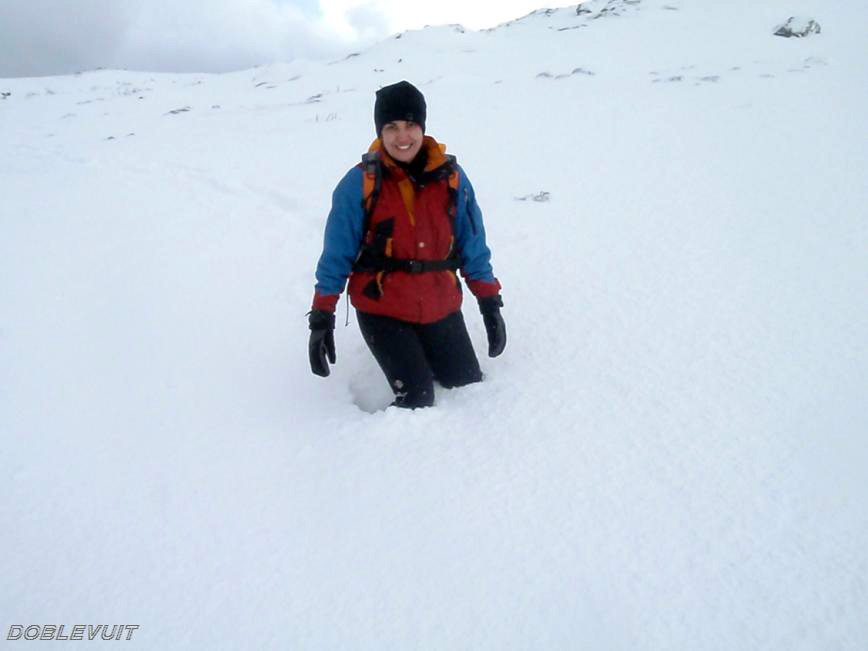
[774, 17, 821, 38]
[515, 191, 551, 202]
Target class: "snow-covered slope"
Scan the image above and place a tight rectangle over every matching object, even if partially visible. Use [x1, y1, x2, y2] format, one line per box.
[2, 1, 867, 648]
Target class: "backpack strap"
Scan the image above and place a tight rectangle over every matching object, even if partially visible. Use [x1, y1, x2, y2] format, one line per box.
[444, 155, 459, 220]
[360, 152, 382, 237]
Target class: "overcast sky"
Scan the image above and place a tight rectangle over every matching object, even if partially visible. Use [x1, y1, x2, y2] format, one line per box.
[0, 0, 550, 78]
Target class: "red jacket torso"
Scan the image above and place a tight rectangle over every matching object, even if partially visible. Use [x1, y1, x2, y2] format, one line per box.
[347, 139, 463, 323]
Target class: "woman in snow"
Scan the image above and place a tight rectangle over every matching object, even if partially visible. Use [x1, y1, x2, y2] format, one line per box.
[308, 80, 505, 409]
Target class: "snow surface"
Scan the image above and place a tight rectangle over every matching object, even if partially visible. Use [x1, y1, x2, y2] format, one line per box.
[2, 0, 867, 648]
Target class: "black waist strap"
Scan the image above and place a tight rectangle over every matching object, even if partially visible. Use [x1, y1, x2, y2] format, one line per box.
[353, 254, 460, 274]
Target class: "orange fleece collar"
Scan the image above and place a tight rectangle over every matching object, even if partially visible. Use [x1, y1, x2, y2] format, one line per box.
[367, 135, 449, 173]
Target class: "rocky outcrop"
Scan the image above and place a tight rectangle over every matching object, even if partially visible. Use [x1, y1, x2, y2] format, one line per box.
[774, 17, 821, 38]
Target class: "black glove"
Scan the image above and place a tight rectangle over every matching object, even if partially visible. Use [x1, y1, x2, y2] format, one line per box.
[478, 295, 506, 358]
[308, 310, 336, 377]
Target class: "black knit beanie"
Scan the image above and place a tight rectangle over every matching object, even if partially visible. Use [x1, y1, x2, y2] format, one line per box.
[374, 81, 426, 136]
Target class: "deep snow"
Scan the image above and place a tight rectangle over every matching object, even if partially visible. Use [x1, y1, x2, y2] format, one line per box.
[2, 0, 867, 648]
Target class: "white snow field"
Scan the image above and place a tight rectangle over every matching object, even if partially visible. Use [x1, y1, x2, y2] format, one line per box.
[2, 0, 867, 648]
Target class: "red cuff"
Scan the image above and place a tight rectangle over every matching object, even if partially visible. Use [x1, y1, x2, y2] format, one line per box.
[466, 278, 502, 299]
[311, 291, 339, 313]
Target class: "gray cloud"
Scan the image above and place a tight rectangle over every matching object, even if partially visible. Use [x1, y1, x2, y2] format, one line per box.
[0, 0, 385, 78]
[0, 0, 131, 77]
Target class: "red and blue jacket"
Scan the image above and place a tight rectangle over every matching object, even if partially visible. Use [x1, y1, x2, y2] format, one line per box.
[311, 136, 501, 324]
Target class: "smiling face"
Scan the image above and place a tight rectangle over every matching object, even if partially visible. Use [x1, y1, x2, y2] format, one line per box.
[380, 120, 424, 163]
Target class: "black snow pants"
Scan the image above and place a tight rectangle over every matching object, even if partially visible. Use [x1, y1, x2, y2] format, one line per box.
[357, 309, 483, 409]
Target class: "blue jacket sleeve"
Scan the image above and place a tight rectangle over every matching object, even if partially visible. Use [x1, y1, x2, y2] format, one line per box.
[453, 165, 498, 285]
[314, 166, 365, 297]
